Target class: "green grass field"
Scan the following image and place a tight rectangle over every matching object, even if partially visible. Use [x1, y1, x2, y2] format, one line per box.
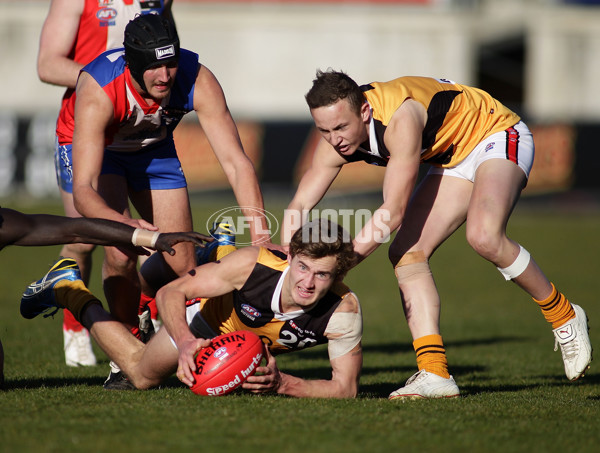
[1, 195, 599, 452]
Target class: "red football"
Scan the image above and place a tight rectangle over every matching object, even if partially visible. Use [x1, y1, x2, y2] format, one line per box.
[190, 330, 264, 396]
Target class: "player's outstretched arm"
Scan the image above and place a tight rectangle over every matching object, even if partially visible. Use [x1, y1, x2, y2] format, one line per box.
[0, 208, 210, 253]
[243, 344, 362, 398]
[281, 139, 346, 246]
[192, 65, 272, 246]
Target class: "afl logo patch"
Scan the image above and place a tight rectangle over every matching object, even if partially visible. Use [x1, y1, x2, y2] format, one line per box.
[241, 304, 261, 320]
[97, 7, 117, 22]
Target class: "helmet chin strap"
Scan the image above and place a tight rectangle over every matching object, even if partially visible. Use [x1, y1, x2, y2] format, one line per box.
[129, 66, 148, 93]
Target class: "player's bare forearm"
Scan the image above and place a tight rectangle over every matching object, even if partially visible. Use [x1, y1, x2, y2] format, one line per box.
[155, 279, 209, 384]
[276, 373, 358, 398]
[229, 171, 271, 245]
[353, 200, 405, 261]
[239, 195, 271, 246]
[155, 284, 192, 345]
[276, 351, 361, 398]
[72, 186, 129, 224]
[3, 213, 208, 258]
[243, 349, 358, 398]
[281, 201, 310, 246]
[281, 162, 340, 245]
[1, 212, 133, 248]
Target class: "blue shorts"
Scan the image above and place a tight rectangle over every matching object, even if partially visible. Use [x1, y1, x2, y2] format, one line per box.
[55, 139, 187, 193]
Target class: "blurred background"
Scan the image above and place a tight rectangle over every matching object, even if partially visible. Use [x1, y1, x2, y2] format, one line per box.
[1, 0, 599, 202]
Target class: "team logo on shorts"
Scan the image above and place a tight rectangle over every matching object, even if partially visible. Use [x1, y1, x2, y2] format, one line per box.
[485, 142, 495, 152]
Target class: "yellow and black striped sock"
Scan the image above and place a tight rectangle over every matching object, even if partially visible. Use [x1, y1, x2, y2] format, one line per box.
[414, 334, 450, 379]
[533, 282, 575, 329]
[54, 279, 102, 324]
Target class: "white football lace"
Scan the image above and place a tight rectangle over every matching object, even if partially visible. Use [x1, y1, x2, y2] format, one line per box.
[555, 337, 578, 360]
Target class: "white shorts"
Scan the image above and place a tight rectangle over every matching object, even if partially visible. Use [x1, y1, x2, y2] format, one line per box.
[168, 300, 219, 350]
[428, 121, 534, 182]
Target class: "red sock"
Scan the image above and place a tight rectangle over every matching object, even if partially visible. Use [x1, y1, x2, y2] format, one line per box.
[138, 292, 153, 315]
[63, 309, 85, 332]
[147, 298, 158, 320]
[133, 293, 159, 340]
[130, 325, 141, 339]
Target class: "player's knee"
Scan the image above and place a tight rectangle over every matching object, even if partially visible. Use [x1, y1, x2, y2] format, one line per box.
[465, 224, 503, 262]
[104, 248, 137, 273]
[164, 249, 196, 277]
[62, 241, 95, 257]
[129, 373, 161, 390]
[139, 253, 177, 295]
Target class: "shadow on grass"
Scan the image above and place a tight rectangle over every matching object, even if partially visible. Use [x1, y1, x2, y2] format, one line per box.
[358, 364, 489, 399]
[273, 336, 535, 398]
[3, 375, 188, 392]
[6, 335, 593, 400]
[285, 335, 530, 361]
[444, 335, 531, 348]
[4, 376, 107, 390]
[459, 372, 600, 398]
[363, 335, 530, 355]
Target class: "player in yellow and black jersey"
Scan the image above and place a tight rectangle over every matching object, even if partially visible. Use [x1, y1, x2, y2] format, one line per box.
[282, 70, 591, 400]
[350, 76, 520, 167]
[21, 218, 363, 398]
[186, 245, 355, 356]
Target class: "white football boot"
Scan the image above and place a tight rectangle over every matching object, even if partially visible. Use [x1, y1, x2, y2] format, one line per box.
[64, 328, 97, 367]
[553, 304, 592, 380]
[389, 369, 460, 400]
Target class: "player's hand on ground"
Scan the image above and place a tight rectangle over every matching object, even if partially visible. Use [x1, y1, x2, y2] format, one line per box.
[156, 232, 213, 255]
[176, 337, 211, 387]
[242, 348, 282, 393]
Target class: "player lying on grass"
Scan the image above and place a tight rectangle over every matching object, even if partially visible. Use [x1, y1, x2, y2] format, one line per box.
[0, 206, 210, 389]
[21, 219, 363, 398]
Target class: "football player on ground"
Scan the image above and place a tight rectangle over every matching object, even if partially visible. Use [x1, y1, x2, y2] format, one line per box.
[0, 206, 210, 389]
[21, 219, 363, 398]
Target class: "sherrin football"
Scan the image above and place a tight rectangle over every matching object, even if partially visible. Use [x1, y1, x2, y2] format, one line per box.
[190, 330, 264, 396]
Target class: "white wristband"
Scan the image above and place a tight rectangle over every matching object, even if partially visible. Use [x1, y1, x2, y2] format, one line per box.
[132, 228, 160, 248]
